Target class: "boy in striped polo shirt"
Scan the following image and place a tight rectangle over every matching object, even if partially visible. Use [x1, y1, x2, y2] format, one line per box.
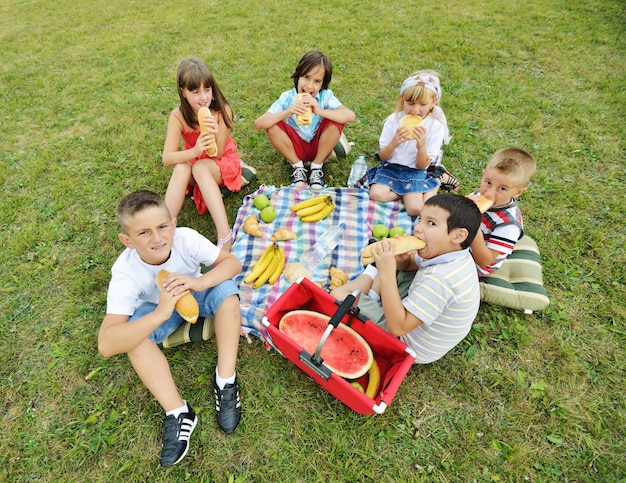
[331, 194, 481, 364]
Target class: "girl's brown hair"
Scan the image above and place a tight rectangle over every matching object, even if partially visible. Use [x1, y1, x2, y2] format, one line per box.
[176, 57, 233, 129]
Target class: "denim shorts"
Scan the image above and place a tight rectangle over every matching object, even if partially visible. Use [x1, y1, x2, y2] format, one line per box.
[129, 279, 239, 344]
[368, 161, 440, 195]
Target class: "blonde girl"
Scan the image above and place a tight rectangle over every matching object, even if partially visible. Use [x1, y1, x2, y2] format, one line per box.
[368, 71, 453, 216]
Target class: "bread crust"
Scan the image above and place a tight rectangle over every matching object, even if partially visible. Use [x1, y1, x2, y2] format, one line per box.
[475, 194, 494, 213]
[295, 93, 312, 126]
[197, 106, 218, 156]
[399, 114, 423, 139]
[156, 270, 199, 324]
[360, 235, 426, 265]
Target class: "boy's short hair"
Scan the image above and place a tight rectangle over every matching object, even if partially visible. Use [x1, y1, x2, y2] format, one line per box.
[117, 190, 171, 234]
[486, 148, 537, 187]
[425, 194, 481, 249]
[291, 50, 333, 91]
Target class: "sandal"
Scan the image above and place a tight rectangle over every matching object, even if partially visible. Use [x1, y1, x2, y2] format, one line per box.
[217, 231, 234, 251]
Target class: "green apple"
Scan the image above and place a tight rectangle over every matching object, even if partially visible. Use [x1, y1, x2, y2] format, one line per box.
[372, 224, 389, 240]
[253, 194, 270, 210]
[260, 206, 277, 223]
[389, 226, 406, 237]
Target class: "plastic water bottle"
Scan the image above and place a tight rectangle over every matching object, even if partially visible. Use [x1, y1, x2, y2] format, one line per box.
[347, 155, 367, 187]
[300, 223, 346, 273]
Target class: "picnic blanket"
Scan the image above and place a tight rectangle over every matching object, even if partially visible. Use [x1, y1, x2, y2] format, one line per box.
[231, 184, 415, 339]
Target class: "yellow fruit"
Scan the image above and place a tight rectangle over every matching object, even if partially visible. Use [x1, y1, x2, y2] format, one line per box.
[291, 194, 331, 212]
[300, 201, 334, 222]
[268, 246, 286, 284]
[296, 198, 329, 218]
[365, 358, 381, 399]
[243, 244, 276, 284]
[254, 244, 281, 288]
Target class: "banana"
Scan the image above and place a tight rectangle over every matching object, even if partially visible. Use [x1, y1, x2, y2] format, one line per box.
[365, 358, 381, 399]
[291, 194, 331, 213]
[243, 244, 276, 284]
[268, 246, 286, 284]
[296, 197, 330, 217]
[300, 201, 335, 222]
[253, 244, 281, 289]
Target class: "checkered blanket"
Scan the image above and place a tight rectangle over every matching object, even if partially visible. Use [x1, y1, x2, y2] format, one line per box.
[232, 184, 415, 338]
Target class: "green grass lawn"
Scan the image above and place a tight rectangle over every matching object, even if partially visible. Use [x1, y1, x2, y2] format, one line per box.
[1, 0, 624, 481]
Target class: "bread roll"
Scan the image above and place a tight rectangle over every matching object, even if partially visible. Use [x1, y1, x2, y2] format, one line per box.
[474, 194, 494, 213]
[360, 235, 426, 265]
[295, 93, 312, 126]
[197, 106, 218, 157]
[399, 114, 423, 139]
[155, 270, 199, 324]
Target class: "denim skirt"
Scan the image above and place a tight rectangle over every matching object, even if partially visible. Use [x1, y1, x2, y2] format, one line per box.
[368, 161, 440, 195]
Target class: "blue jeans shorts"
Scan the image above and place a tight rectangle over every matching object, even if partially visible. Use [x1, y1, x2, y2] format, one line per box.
[129, 279, 239, 344]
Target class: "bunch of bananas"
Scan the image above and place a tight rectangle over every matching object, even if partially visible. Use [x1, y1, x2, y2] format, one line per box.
[243, 243, 285, 289]
[291, 194, 335, 222]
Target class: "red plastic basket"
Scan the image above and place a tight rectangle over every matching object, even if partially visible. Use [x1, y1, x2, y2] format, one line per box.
[261, 277, 416, 414]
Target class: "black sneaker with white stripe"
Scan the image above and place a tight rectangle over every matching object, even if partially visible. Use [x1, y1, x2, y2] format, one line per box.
[160, 404, 198, 468]
[213, 377, 241, 434]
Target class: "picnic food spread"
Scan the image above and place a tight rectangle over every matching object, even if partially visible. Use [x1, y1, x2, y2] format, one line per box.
[155, 270, 199, 324]
[278, 309, 374, 379]
[197, 106, 218, 157]
[360, 235, 427, 265]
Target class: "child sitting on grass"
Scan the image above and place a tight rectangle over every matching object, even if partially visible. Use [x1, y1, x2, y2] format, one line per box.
[331, 194, 481, 364]
[254, 50, 356, 192]
[466, 148, 537, 277]
[98, 190, 243, 468]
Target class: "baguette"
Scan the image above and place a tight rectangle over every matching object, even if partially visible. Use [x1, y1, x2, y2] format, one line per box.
[155, 269, 199, 324]
[399, 114, 423, 139]
[295, 93, 312, 126]
[474, 194, 494, 213]
[197, 106, 218, 157]
[360, 235, 426, 265]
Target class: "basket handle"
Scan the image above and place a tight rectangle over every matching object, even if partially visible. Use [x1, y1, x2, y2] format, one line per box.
[312, 291, 359, 362]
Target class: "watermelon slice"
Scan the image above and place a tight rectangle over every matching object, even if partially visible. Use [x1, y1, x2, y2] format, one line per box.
[278, 309, 374, 379]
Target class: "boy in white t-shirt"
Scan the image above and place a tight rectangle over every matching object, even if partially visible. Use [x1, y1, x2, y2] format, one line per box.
[98, 190, 242, 468]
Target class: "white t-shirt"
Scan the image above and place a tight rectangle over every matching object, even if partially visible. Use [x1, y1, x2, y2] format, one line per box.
[106, 227, 219, 316]
[379, 112, 446, 167]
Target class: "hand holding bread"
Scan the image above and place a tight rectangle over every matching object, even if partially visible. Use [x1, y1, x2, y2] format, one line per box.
[197, 106, 218, 157]
[467, 193, 494, 213]
[399, 114, 423, 140]
[156, 270, 199, 324]
[295, 93, 312, 126]
[360, 235, 426, 265]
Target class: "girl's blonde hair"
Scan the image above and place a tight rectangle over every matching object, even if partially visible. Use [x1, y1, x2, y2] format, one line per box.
[176, 57, 233, 130]
[395, 70, 441, 113]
